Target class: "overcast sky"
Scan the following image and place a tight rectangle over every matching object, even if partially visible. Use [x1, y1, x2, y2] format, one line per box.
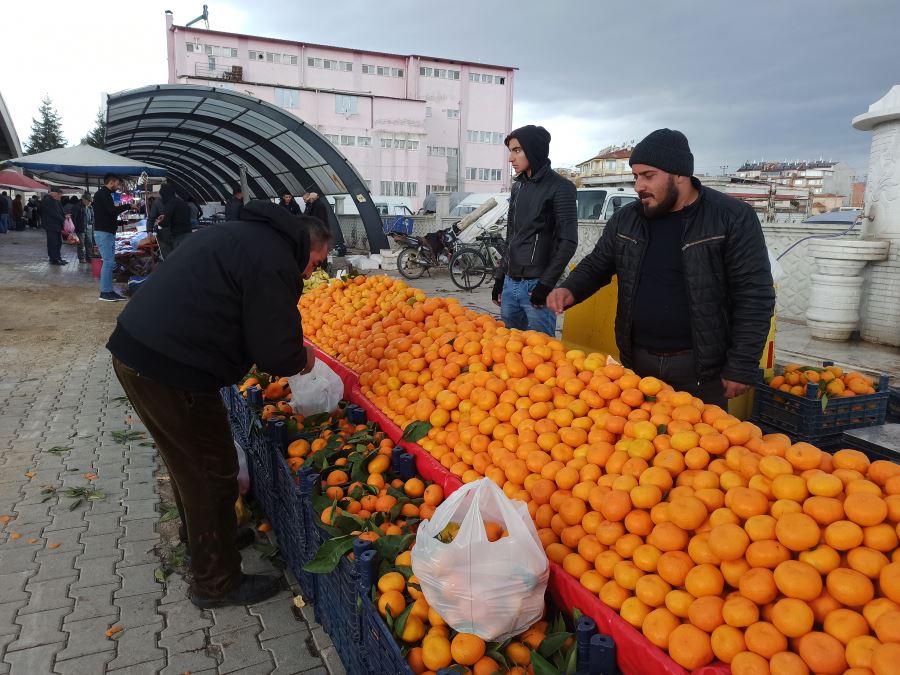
[2, 0, 896, 177]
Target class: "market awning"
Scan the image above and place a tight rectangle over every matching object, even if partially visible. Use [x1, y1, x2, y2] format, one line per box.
[104, 84, 387, 252]
[3, 144, 167, 187]
[0, 170, 49, 192]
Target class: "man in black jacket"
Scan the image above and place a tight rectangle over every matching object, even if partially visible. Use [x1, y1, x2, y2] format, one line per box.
[223, 186, 243, 221]
[41, 187, 66, 265]
[94, 173, 135, 301]
[156, 183, 193, 259]
[492, 125, 577, 336]
[107, 201, 332, 608]
[547, 129, 775, 406]
[303, 191, 329, 226]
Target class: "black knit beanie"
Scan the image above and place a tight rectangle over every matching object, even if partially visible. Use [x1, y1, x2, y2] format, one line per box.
[505, 125, 551, 173]
[629, 129, 694, 176]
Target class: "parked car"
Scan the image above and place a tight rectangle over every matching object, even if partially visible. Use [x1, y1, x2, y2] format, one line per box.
[576, 187, 639, 222]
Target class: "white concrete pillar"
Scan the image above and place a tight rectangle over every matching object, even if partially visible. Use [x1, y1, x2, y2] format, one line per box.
[853, 86, 900, 346]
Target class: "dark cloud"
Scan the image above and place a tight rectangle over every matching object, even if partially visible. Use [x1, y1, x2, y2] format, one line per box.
[233, 0, 897, 174]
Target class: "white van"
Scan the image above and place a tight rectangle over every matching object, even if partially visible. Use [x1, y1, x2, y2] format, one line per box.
[327, 195, 415, 217]
[576, 187, 639, 222]
[450, 192, 509, 217]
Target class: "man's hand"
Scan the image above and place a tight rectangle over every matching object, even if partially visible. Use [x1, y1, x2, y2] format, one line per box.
[491, 277, 504, 307]
[547, 288, 575, 314]
[301, 345, 316, 375]
[529, 282, 552, 308]
[722, 379, 751, 399]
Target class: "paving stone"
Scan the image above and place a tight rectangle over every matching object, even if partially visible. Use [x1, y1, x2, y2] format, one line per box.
[85, 496, 126, 515]
[54, 614, 118, 661]
[114, 562, 162, 599]
[1, 522, 46, 549]
[6, 606, 70, 651]
[71, 554, 120, 589]
[28, 550, 79, 583]
[66, 582, 118, 624]
[158, 576, 190, 605]
[0, 601, 25, 636]
[2, 641, 65, 674]
[209, 603, 260, 637]
[108, 658, 166, 675]
[121, 499, 159, 522]
[77, 531, 122, 560]
[0, 571, 34, 604]
[9, 502, 52, 527]
[211, 624, 271, 674]
[19, 575, 76, 615]
[0, 634, 12, 675]
[34, 526, 86, 559]
[264, 633, 325, 674]
[250, 592, 307, 642]
[52, 650, 117, 674]
[0, 546, 39, 574]
[43, 507, 91, 533]
[117, 539, 159, 568]
[115, 591, 162, 629]
[124, 481, 158, 502]
[104, 621, 164, 670]
[158, 599, 213, 638]
[84, 511, 123, 536]
[120, 517, 158, 543]
[159, 630, 220, 673]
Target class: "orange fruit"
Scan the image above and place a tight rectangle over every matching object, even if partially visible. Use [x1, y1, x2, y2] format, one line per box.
[771, 597, 814, 638]
[684, 563, 724, 598]
[378, 572, 406, 594]
[768, 651, 809, 675]
[421, 634, 452, 670]
[688, 595, 725, 633]
[642, 607, 680, 649]
[873, 642, 900, 675]
[847, 546, 890, 578]
[796, 631, 847, 674]
[874, 608, 900, 643]
[804, 496, 845, 525]
[708, 522, 750, 561]
[773, 559, 823, 601]
[727, 486, 770, 519]
[504, 641, 531, 667]
[668, 623, 714, 670]
[826, 567, 875, 607]
[775, 512, 821, 552]
[657, 551, 694, 586]
[845, 634, 880, 669]
[730, 651, 772, 675]
[881, 562, 900, 603]
[450, 633, 486, 666]
[710, 625, 746, 664]
[668, 496, 709, 531]
[377, 590, 406, 618]
[723, 595, 760, 628]
[844, 492, 888, 527]
[739, 568, 778, 605]
[744, 621, 787, 659]
[823, 608, 869, 645]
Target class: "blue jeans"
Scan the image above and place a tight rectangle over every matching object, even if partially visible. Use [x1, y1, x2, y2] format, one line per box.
[95, 231, 116, 294]
[500, 276, 557, 336]
[0, 213, 9, 233]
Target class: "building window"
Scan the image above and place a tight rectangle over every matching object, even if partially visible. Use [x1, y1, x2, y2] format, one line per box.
[324, 134, 339, 144]
[335, 95, 358, 115]
[249, 50, 264, 61]
[469, 72, 480, 82]
[307, 57, 323, 68]
[492, 132, 503, 145]
[604, 160, 617, 171]
[357, 136, 371, 147]
[274, 87, 298, 108]
[380, 181, 391, 196]
[496, 76, 505, 85]
[393, 181, 406, 197]
[362, 64, 375, 74]
[425, 107, 432, 117]
[380, 138, 392, 149]
[407, 182, 418, 197]
[422, 67, 459, 80]
[447, 109, 459, 119]
[466, 130, 477, 143]
[491, 169, 502, 181]
[465, 167, 476, 180]
[481, 74, 493, 83]
[340, 135, 356, 146]
[408, 140, 419, 150]
[420, 67, 433, 77]
[447, 147, 458, 157]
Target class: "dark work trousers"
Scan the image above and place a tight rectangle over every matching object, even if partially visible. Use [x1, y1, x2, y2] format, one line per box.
[112, 356, 241, 597]
[631, 346, 727, 408]
[44, 225, 62, 262]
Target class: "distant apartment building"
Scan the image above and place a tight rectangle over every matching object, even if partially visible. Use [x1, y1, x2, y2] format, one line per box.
[164, 14, 515, 208]
[851, 181, 866, 208]
[734, 160, 854, 204]
[576, 145, 634, 187]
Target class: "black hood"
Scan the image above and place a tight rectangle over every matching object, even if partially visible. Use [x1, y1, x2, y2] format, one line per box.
[240, 199, 311, 269]
[505, 124, 551, 175]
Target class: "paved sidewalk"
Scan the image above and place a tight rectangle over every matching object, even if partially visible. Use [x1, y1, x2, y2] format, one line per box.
[0, 229, 343, 675]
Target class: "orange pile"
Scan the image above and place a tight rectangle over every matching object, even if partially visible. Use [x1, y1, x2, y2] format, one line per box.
[766, 363, 878, 398]
[299, 275, 900, 674]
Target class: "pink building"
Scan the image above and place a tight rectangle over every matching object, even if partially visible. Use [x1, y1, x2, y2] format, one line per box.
[165, 14, 516, 208]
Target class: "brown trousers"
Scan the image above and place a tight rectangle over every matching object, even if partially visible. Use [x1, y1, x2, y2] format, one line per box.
[112, 356, 241, 596]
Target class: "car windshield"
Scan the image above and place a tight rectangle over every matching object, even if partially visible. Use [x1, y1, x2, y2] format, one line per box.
[577, 190, 607, 219]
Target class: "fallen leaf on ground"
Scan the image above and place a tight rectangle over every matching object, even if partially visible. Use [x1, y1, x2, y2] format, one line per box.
[84, 473, 98, 480]
[0, 515, 12, 524]
[104, 626, 123, 638]
[24, 471, 35, 478]
[9, 532, 21, 540]
[48, 543, 60, 549]
[27, 538, 38, 544]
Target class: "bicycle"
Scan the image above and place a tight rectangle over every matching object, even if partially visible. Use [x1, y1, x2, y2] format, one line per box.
[448, 232, 508, 291]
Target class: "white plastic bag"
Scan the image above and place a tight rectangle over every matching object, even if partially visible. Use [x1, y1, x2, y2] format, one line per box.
[234, 439, 250, 495]
[288, 360, 343, 416]
[411, 479, 549, 641]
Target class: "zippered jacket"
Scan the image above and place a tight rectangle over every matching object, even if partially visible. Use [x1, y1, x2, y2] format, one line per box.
[497, 162, 578, 287]
[561, 178, 774, 385]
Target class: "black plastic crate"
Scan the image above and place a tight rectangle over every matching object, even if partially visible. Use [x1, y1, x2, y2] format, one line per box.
[889, 387, 900, 423]
[751, 365, 889, 440]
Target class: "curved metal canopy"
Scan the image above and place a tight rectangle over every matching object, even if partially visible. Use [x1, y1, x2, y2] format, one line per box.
[0, 91, 23, 161]
[104, 84, 387, 252]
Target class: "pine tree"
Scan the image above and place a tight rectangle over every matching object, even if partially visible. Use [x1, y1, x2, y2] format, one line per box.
[80, 108, 107, 148]
[24, 95, 66, 155]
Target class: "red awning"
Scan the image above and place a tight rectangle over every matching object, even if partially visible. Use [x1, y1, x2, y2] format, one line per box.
[0, 170, 49, 192]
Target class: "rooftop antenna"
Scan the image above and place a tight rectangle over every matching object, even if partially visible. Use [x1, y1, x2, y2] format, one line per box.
[186, 4, 209, 29]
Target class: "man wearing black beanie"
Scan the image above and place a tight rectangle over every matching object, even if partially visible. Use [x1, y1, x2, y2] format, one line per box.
[547, 129, 774, 407]
[492, 124, 577, 336]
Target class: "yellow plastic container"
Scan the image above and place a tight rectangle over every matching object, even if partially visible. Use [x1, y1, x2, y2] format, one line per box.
[561, 275, 776, 420]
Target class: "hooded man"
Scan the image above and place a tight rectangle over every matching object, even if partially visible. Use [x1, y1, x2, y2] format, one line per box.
[547, 129, 775, 407]
[492, 124, 577, 336]
[303, 191, 329, 227]
[107, 200, 332, 608]
[156, 183, 193, 259]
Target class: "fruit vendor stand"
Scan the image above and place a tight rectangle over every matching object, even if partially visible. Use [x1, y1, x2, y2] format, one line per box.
[224, 274, 899, 675]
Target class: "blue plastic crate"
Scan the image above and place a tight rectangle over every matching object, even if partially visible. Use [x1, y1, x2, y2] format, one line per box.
[889, 387, 900, 423]
[751, 365, 889, 440]
[360, 595, 414, 675]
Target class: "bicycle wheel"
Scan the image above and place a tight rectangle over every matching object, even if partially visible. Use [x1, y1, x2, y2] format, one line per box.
[449, 247, 490, 290]
[397, 247, 427, 279]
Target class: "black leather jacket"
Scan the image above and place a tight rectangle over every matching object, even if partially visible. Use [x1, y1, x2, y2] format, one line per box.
[497, 162, 578, 287]
[562, 178, 774, 385]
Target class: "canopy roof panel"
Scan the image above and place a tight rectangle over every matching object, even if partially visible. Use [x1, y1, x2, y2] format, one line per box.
[105, 84, 386, 251]
[0, 91, 22, 161]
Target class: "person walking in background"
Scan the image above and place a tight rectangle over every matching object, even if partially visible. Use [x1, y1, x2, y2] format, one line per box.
[94, 173, 134, 301]
[12, 194, 24, 230]
[74, 192, 94, 264]
[155, 184, 192, 259]
[224, 186, 243, 221]
[491, 124, 578, 337]
[41, 186, 66, 265]
[147, 192, 164, 234]
[547, 129, 775, 407]
[303, 191, 329, 225]
[29, 196, 41, 229]
[278, 190, 301, 215]
[185, 196, 202, 228]
[0, 191, 10, 234]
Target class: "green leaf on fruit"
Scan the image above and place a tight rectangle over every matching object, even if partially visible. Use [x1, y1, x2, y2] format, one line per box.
[401, 421, 432, 443]
[302, 534, 356, 573]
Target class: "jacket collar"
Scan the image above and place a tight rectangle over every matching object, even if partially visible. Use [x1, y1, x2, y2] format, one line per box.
[239, 200, 310, 268]
[515, 160, 552, 184]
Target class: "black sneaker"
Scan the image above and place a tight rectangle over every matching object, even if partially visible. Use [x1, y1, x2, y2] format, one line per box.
[99, 291, 126, 302]
[49, 259, 67, 266]
[180, 526, 256, 551]
[189, 574, 280, 609]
